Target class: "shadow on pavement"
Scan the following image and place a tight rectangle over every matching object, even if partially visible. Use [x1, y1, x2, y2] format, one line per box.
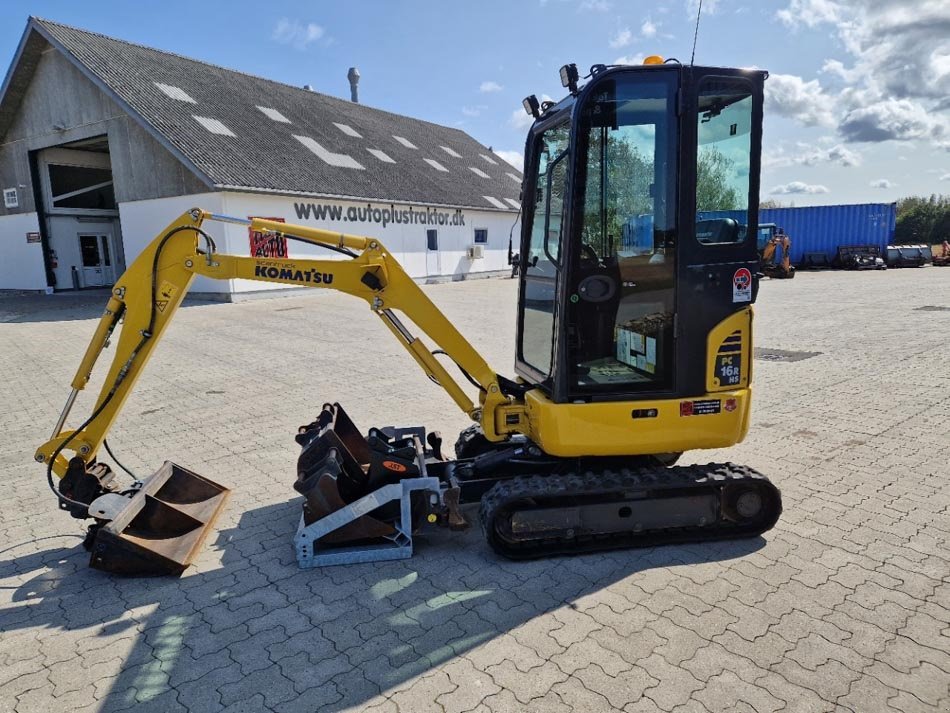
[1, 500, 765, 712]
[0, 292, 228, 324]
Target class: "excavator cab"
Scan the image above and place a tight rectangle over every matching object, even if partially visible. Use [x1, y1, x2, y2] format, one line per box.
[517, 62, 765, 406]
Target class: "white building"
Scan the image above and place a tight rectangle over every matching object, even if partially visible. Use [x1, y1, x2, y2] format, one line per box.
[0, 18, 522, 299]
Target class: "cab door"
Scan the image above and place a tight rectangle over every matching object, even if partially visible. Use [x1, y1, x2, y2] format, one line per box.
[676, 70, 765, 397]
[515, 117, 571, 386]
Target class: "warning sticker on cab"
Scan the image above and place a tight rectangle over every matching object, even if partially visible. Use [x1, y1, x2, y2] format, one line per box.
[732, 267, 752, 303]
[680, 399, 722, 416]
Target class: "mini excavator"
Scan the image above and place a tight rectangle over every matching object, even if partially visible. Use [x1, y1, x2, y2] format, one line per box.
[758, 225, 795, 279]
[36, 58, 782, 575]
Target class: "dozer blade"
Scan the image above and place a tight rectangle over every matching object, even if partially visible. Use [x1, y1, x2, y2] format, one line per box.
[88, 462, 230, 576]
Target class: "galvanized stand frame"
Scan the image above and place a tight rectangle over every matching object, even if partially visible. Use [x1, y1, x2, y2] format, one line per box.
[294, 477, 442, 567]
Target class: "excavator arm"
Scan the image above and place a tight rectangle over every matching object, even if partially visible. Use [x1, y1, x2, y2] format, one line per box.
[37, 209, 520, 480]
[34, 209, 526, 575]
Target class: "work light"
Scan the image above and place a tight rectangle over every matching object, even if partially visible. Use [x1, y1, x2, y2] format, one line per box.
[523, 95, 540, 119]
[559, 63, 579, 93]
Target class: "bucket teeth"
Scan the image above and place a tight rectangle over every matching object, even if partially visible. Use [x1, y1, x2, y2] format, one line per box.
[88, 462, 230, 576]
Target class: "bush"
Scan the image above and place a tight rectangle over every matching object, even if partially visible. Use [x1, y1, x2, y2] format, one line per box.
[895, 194, 950, 244]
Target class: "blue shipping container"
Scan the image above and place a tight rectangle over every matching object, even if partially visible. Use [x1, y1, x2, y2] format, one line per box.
[697, 203, 896, 264]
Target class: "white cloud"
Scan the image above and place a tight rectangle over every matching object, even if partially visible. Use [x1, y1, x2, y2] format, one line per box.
[940, 173, 950, 181]
[763, 141, 861, 169]
[800, 143, 862, 167]
[839, 98, 949, 143]
[687, 0, 720, 15]
[495, 150, 524, 170]
[580, 0, 610, 11]
[775, 0, 950, 150]
[776, 0, 841, 28]
[765, 74, 836, 128]
[614, 53, 646, 66]
[609, 28, 632, 49]
[480, 81, 503, 93]
[510, 107, 535, 131]
[271, 18, 325, 50]
[461, 105, 486, 117]
[870, 179, 894, 188]
[641, 19, 657, 38]
[771, 181, 830, 195]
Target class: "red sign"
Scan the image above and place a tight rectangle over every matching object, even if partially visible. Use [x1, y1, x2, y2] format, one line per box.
[733, 267, 751, 289]
[248, 217, 288, 258]
[732, 267, 752, 303]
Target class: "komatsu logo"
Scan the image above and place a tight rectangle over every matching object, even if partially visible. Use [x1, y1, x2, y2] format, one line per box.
[254, 265, 334, 284]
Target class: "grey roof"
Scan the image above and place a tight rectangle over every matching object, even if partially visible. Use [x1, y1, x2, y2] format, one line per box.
[1, 18, 523, 211]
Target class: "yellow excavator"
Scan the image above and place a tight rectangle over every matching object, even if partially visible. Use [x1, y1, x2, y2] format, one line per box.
[35, 58, 782, 575]
[759, 225, 795, 279]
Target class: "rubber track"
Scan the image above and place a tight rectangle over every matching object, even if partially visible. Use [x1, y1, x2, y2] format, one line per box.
[478, 462, 781, 560]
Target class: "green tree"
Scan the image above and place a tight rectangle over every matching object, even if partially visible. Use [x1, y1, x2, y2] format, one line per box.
[895, 194, 950, 244]
[696, 147, 741, 212]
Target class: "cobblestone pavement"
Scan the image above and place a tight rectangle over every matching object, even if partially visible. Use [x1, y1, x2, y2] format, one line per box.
[0, 268, 948, 713]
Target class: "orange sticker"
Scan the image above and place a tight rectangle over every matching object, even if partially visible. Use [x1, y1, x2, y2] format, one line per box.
[382, 460, 407, 473]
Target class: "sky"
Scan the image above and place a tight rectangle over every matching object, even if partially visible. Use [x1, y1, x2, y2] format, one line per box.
[1, 0, 948, 206]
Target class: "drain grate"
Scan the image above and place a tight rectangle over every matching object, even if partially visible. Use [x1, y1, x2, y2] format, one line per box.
[754, 347, 822, 363]
[915, 305, 950, 312]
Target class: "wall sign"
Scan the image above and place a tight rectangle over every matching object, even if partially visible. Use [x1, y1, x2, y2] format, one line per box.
[3, 188, 17, 209]
[26, 232, 41, 243]
[248, 216, 288, 258]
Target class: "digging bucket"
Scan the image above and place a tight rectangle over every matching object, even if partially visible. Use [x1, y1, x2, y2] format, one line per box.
[88, 462, 230, 576]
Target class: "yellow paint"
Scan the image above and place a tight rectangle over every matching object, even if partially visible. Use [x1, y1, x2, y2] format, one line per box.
[523, 388, 751, 457]
[706, 307, 753, 392]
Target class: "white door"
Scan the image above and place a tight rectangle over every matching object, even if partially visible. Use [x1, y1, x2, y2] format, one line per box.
[425, 229, 440, 277]
[78, 233, 114, 287]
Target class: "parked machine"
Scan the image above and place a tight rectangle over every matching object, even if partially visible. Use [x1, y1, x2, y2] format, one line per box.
[835, 245, 887, 270]
[885, 244, 931, 268]
[758, 224, 795, 279]
[932, 241, 950, 267]
[35, 59, 782, 575]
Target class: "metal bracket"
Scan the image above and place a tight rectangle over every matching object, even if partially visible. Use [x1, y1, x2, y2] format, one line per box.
[294, 477, 442, 568]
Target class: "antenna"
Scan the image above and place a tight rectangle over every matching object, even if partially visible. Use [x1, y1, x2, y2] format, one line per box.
[690, 0, 704, 66]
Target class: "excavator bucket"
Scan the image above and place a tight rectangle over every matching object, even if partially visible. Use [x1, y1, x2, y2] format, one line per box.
[295, 404, 395, 543]
[87, 462, 230, 576]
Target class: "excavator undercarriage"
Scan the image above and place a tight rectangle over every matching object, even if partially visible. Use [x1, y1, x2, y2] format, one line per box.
[290, 404, 781, 567]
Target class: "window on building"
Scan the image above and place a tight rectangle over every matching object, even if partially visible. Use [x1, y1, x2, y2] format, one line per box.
[48, 164, 116, 210]
[427, 229, 438, 251]
[474, 228, 488, 244]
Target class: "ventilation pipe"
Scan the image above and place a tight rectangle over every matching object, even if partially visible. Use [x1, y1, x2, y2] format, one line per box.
[347, 67, 360, 103]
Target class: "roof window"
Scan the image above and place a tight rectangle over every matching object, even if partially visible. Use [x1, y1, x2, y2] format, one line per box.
[193, 116, 236, 137]
[155, 83, 196, 103]
[256, 106, 291, 123]
[294, 135, 365, 169]
[367, 149, 395, 163]
[334, 123, 362, 138]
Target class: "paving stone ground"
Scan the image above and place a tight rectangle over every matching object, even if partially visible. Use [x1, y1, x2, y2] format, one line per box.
[0, 268, 948, 713]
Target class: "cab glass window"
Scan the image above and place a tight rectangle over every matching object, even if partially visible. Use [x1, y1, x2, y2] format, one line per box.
[520, 121, 570, 376]
[695, 78, 753, 245]
[568, 74, 677, 394]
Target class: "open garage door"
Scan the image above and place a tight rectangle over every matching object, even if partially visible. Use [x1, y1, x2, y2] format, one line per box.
[37, 141, 124, 290]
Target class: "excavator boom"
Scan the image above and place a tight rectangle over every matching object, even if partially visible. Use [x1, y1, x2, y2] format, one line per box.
[36, 209, 518, 574]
